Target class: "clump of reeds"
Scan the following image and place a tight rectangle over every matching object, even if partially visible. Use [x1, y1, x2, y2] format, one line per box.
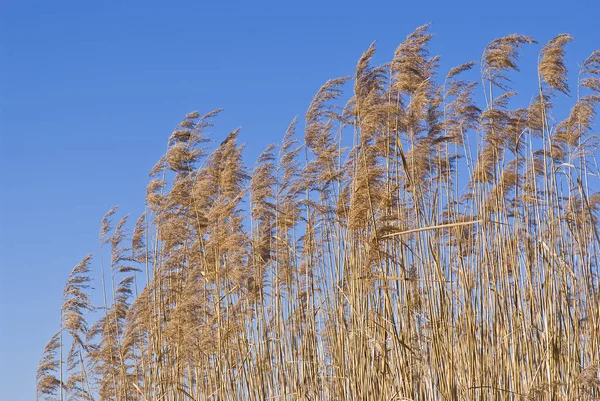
[38, 26, 600, 401]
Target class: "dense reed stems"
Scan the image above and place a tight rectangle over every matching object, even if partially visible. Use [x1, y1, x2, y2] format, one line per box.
[38, 27, 600, 400]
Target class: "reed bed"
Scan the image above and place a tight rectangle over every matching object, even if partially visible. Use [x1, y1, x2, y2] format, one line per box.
[37, 26, 600, 400]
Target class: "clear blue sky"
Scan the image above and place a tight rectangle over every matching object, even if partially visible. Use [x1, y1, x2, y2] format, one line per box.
[1, 0, 598, 399]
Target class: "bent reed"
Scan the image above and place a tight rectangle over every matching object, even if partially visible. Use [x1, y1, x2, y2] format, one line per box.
[37, 25, 600, 400]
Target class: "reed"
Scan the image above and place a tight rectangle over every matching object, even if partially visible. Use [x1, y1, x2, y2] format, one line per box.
[38, 26, 600, 400]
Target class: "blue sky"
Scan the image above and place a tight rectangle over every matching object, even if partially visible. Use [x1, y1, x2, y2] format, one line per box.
[1, 0, 599, 399]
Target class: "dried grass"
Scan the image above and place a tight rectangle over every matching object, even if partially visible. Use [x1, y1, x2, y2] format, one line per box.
[38, 26, 600, 401]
